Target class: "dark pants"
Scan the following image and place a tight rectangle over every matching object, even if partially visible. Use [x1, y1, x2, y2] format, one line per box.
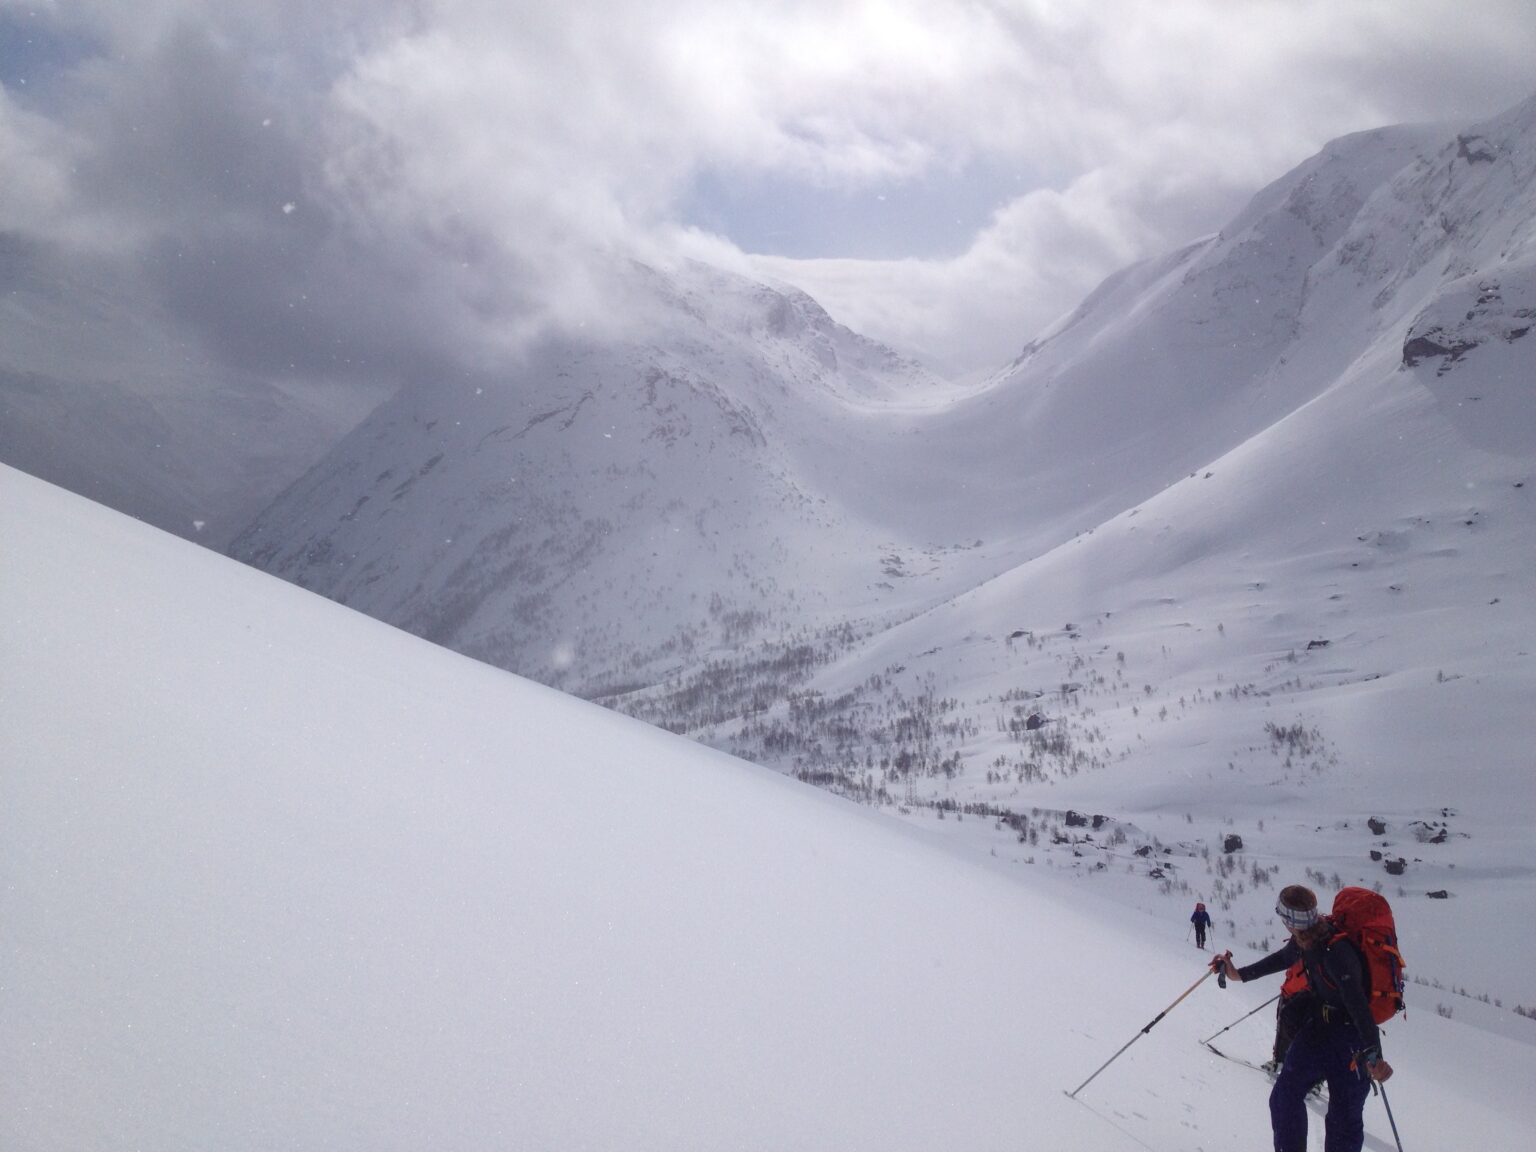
[1195, 925, 1207, 948]
[1269, 1022, 1373, 1152]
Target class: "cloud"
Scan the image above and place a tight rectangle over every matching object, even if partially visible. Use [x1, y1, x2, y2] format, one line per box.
[0, 88, 76, 235]
[749, 0, 1536, 370]
[753, 160, 1240, 375]
[3, 0, 1536, 382]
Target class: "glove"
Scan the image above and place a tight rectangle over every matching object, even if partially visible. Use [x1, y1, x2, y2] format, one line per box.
[1210, 951, 1238, 984]
[1359, 1048, 1393, 1082]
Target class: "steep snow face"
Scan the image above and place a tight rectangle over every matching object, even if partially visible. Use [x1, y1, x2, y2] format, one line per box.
[1380, 99, 1536, 383]
[843, 123, 1449, 547]
[229, 261, 976, 690]
[844, 101, 1535, 546]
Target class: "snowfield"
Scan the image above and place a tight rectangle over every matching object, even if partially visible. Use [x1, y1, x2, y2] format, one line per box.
[5, 463, 1535, 1150]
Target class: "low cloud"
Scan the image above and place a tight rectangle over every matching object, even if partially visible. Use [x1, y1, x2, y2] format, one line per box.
[3, 0, 1535, 382]
[754, 160, 1243, 374]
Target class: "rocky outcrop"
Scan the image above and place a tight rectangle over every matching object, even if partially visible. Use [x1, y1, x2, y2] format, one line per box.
[1402, 271, 1536, 373]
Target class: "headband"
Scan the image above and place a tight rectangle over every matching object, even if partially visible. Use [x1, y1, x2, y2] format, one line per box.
[1276, 901, 1320, 931]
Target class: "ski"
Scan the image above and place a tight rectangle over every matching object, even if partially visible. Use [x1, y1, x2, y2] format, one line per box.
[1203, 1042, 1327, 1099]
[1203, 1040, 1271, 1075]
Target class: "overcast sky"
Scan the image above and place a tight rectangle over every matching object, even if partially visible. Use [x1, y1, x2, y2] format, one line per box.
[3, 0, 1535, 379]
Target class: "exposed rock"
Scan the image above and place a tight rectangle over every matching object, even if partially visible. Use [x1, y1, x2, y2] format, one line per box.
[1402, 332, 1478, 368]
[1456, 134, 1497, 163]
[1402, 273, 1536, 373]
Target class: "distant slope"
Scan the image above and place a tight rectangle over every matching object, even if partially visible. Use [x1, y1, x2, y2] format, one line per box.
[0, 235, 386, 547]
[845, 121, 1462, 543]
[6, 461, 1535, 1151]
[229, 261, 986, 691]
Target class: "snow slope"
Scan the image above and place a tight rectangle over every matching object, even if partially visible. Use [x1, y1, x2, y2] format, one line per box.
[5, 461, 1535, 1150]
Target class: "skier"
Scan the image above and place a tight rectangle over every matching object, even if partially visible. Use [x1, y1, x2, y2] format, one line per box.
[1190, 901, 1212, 949]
[1212, 885, 1393, 1152]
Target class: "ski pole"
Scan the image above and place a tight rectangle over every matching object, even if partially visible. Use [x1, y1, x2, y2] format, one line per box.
[1067, 963, 1220, 1099]
[1373, 1078, 1405, 1152]
[1200, 992, 1280, 1045]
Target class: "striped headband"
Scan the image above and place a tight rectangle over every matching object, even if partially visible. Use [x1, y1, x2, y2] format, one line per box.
[1276, 901, 1320, 931]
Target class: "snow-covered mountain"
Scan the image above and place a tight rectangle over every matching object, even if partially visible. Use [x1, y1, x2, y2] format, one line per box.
[213, 97, 1536, 1020]
[6, 462, 1535, 1151]
[228, 261, 995, 690]
[231, 96, 1536, 689]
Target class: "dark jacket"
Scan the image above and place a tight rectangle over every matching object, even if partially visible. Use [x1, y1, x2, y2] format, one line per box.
[1190, 907, 1212, 927]
[1237, 926, 1382, 1057]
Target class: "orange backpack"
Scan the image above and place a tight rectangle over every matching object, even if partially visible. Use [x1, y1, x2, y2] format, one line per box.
[1327, 887, 1407, 1024]
[1280, 959, 1308, 999]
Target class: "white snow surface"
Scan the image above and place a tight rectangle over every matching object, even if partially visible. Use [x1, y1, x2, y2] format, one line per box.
[5, 463, 1536, 1149]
